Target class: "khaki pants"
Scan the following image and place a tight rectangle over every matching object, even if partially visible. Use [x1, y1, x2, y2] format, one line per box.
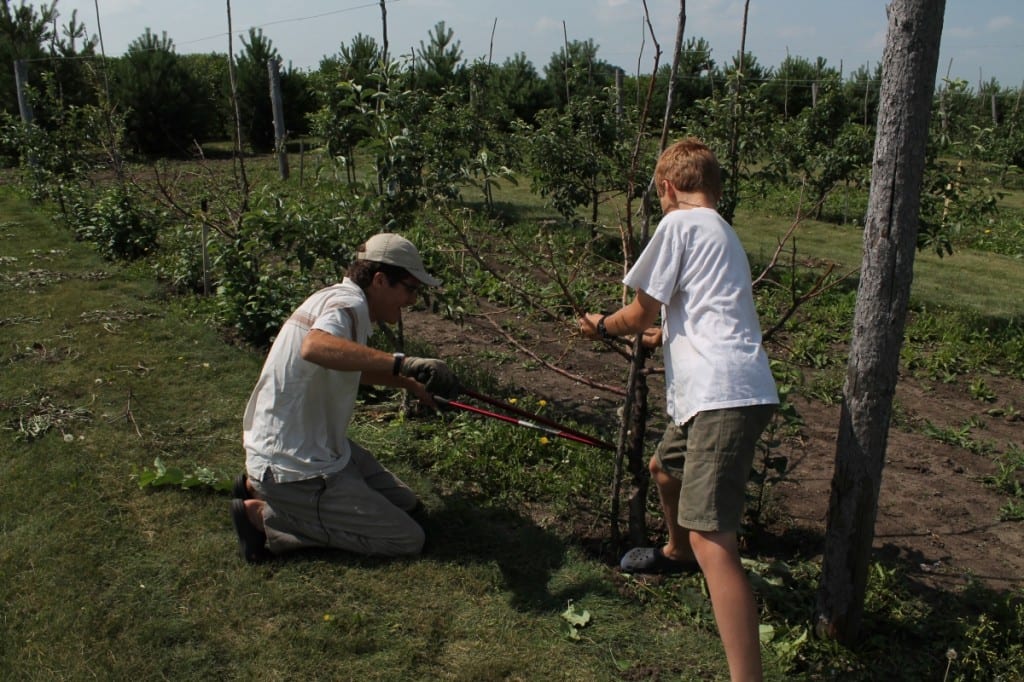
[252, 440, 424, 557]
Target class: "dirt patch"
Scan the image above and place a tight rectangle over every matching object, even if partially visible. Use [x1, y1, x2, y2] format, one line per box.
[402, 306, 1024, 594]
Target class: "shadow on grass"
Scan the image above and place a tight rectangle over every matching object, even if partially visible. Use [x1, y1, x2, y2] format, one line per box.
[263, 490, 606, 613]
[417, 492, 583, 612]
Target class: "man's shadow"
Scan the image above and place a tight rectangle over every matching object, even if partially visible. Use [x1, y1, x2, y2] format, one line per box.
[416, 491, 608, 612]
[288, 489, 609, 613]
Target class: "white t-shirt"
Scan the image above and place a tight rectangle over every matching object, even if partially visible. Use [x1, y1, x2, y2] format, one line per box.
[624, 207, 778, 425]
[243, 279, 371, 483]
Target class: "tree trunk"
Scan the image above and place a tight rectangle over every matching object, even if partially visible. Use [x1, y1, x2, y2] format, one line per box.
[626, 359, 650, 546]
[611, 0, 685, 549]
[816, 0, 945, 644]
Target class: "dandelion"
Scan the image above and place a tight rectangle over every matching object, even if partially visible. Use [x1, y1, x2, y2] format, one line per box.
[508, 398, 518, 405]
[202, 362, 210, 368]
[943, 648, 958, 682]
[323, 614, 333, 622]
[538, 400, 547, 407]
[63, 433, 74, 443]
[539, 437, 550, 445]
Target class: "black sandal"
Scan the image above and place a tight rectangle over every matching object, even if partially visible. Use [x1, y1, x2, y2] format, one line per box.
[619, 546, 700, 574]
[231, 473, 250, 500]
[230, 498, 270, 564]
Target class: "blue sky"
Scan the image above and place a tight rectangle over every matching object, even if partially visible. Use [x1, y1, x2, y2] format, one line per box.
[54, 0, 1024, 89]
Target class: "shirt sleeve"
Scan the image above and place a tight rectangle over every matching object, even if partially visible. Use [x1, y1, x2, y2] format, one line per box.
[311, 304, 358, 341]
[623, 218, 686, 306]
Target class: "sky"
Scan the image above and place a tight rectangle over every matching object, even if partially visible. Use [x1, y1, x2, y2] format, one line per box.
[51, 0, 1024, 90]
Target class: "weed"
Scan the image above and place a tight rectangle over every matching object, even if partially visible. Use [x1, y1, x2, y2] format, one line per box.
[983, 444, 1024, 520]
[805, 368, 844, 405]
[985, 403, 1021, 421]
[134, 457, 234, 493]
[968, 377, 997, 402]
[921, 419, 996, 455]
[3, 393, 92, 441]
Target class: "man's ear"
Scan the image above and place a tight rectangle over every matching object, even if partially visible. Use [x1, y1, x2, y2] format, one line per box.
[370, 271, 387, 288]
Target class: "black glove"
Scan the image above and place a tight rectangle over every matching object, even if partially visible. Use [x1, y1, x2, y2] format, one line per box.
[399, 356, 460, 399]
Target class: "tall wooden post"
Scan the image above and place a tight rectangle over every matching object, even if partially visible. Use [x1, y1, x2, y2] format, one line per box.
[14, 60, 34, 126]
[268, 58, 289, 180]
[615, 68, 624, 119]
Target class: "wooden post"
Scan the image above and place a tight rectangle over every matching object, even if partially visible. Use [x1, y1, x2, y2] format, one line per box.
[226, 0, 250, 212]
[864, 64, 871, 126]
[267, 57, 289, 180]
[562, 21, 571, 104]
[784, 47, 790, 119]
[14, 60, 34, 126]
[200, 198, 210, 296]
[379, 0, 389, 64]
[615, 67, 624, 119]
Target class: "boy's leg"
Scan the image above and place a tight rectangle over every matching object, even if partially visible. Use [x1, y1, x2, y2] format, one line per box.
[649, 454, 696, 563]
[691, 530, 763, 682]
[674, 405, 775, 682]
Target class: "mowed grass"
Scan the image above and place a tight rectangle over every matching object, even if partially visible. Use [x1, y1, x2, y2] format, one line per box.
[0, 189, 754, 681]
[734, 208, 1024, 319]
[489, 173, 1024, 319]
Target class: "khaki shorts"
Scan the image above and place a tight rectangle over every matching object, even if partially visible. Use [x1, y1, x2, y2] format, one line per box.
[654, 404, 776, 533]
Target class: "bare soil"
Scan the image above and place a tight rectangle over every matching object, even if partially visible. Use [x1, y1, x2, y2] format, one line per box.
[403, 305, 1024, 594]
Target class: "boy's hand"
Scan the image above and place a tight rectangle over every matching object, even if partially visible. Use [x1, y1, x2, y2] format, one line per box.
[579, 313, 603, 339]
[641, 327, 663, 348]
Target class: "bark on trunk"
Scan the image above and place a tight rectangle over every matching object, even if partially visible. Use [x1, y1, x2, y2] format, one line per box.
[816, 0, 946, 644]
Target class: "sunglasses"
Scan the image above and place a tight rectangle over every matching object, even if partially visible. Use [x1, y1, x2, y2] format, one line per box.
[396, 279, 422, 295]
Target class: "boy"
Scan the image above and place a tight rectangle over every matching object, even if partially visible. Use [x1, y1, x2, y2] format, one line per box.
[580, 138, 778, 682]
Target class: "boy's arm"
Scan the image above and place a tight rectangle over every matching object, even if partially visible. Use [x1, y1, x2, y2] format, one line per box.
[580, 290, 661, 340]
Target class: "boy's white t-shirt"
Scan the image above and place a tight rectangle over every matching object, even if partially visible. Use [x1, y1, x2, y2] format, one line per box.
[624, 207, 778, 425]
[242, 279, 371, 483]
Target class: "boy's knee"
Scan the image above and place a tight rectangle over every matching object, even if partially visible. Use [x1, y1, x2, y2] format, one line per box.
[688, 530, 740, 564]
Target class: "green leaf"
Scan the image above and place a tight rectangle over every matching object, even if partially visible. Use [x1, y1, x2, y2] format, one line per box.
[561, 601, 591, 628]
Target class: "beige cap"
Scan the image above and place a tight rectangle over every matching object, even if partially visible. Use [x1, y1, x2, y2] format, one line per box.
[356, 233, 441, 287]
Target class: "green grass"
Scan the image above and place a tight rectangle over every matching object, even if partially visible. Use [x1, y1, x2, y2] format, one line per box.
[0, 188, 748, 680]
[734, 208, 1024, 319]
[4, 177, 1024, 681]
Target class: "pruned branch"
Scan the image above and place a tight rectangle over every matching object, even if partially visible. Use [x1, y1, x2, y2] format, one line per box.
[478, 312, 627, 397]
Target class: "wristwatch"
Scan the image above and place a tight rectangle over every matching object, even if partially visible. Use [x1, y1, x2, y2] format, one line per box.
[597, 315, 611, 339]
[392, 352, 405, 375]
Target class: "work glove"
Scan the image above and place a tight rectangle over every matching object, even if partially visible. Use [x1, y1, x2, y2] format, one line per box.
[399, 356, 461, 399]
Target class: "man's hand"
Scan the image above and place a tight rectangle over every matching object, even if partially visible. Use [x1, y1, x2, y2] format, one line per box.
[399, 357, 460, 399]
